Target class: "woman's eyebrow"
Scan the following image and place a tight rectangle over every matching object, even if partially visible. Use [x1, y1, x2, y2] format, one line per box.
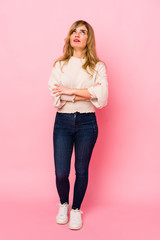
[73, 28, 87, 32]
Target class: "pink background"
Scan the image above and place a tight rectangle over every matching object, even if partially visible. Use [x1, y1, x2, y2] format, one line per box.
[1, 0, 160, 239]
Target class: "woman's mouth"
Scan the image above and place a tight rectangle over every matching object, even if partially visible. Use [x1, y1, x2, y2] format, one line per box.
[74, 39, 80, 42]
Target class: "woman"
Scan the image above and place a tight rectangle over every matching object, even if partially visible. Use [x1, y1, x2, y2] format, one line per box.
[48, 20, 108, 230]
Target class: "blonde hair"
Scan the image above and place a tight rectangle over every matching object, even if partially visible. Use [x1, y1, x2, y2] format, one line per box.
[53, 20, 105, 78]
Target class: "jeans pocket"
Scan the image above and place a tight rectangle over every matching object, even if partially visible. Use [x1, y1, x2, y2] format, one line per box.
[54, 114, 66, 129]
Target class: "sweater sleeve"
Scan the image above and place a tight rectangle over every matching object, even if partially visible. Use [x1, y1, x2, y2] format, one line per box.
[48, 62, 76, 108]
[87, 62, 108, 109]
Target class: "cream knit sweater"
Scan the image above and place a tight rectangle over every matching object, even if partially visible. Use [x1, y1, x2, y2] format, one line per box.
[48, 56, 108, 113]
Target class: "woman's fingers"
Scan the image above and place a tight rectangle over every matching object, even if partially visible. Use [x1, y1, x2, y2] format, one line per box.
[52, 89, 61, 94]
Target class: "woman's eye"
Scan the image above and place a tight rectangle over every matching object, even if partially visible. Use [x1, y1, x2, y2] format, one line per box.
[71, 29, 86, 35]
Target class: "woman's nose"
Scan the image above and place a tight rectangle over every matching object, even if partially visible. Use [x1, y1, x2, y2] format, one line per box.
[75, 32, 80, 37]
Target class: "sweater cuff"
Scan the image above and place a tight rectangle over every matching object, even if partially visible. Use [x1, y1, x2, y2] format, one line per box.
[87, 87, 97, 99]
[60, 94, 76, 102]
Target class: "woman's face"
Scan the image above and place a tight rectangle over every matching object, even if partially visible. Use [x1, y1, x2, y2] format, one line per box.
[70, 25, 88, 51]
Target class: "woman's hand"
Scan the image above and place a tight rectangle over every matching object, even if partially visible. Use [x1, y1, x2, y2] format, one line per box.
[52, 84, 74, 96]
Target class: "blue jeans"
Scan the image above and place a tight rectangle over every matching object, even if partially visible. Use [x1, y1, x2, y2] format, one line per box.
[53, 111, 98, 210]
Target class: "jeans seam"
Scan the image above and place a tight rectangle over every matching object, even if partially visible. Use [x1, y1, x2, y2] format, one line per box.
[88, 115, 98, 133]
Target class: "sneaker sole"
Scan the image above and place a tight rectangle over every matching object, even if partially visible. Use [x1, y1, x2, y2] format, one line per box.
[56, 218, 68, 224]
[68, 224, 82, 230]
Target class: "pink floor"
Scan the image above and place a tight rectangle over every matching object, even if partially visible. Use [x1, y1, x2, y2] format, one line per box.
[0, 200, 159, 240]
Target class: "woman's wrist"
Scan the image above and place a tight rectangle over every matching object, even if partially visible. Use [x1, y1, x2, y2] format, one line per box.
[71, 89, 90, 101]
[71, 88, 77, 95]
[71, 88, 91, 99]
[74, 96, 88, 101]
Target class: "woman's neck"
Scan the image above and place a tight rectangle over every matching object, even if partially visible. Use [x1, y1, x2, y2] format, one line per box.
[73, 50, 85, 59]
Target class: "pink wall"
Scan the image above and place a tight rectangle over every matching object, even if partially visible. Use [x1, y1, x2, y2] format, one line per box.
[0, 0, 160, 207]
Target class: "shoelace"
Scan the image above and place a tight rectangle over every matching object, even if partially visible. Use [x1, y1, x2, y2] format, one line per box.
[71, 208, 83, 214]
[57, 202, 70, 216]
[71, 208, 83, 222]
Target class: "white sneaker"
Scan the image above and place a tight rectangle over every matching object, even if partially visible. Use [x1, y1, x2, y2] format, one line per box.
[68, 208, 83, 230]
[56, 202, 70, 224]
